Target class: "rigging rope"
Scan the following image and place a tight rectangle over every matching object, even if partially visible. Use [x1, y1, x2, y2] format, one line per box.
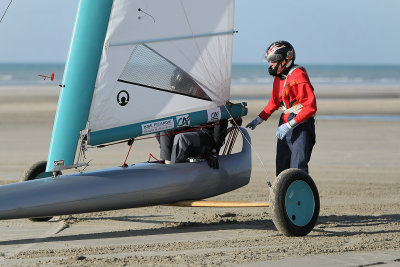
[0, 0, 13, 24]
[223, 105, 273, 188]
[122, 143, 133, 167]
[148, 153, 162, 164]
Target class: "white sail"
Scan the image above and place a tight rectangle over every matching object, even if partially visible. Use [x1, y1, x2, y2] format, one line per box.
[87, 0, 235, 135]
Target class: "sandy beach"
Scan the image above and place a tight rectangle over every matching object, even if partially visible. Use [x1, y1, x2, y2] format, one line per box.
[0, 84, 399, 266]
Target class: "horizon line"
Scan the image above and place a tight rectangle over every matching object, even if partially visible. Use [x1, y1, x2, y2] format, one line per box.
[0, 62, 400, 67]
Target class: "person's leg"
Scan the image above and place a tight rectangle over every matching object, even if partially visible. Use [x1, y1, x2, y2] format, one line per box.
[289, 119, 315, 174]
[276, 115, 292, 176]
[190, 131, 212, 157]
[158, 131, 176, 161]
[276, 137, 291, 176]
[170, 131, 197, 163]
[171, 131, 212, 163]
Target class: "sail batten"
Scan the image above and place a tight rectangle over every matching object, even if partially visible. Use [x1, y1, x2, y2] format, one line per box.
[109, 30, 236, 47]
[117, 79, 213, 102]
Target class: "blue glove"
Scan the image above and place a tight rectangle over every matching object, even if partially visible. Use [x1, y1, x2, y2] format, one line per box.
[276, 119, 298, 140]
[245, 116, 263, 130]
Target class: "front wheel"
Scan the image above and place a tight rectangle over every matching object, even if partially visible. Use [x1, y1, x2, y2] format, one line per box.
[270, 168, 320, 236]
[20, 161, 55, 222]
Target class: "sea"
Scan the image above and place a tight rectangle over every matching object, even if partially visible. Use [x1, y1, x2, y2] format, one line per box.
[0, 63, 400, 86]
[231, 64, 400, 86]
[0, 63, 399, 121]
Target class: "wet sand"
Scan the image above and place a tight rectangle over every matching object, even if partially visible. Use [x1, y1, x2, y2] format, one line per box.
[0, 85, 399, 266]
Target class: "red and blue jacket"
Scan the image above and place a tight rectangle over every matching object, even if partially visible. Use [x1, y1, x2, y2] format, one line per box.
[259, 67, 317, 124]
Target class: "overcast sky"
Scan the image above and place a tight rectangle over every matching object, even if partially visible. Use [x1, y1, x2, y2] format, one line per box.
[0, 0, 399, 65]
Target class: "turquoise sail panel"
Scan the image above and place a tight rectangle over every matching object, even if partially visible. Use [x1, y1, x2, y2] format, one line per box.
[46, 0, 113, 172]
[88, 103, 248, 146]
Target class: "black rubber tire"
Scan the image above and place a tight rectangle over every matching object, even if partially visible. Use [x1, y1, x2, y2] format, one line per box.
[270, 168, 320, 236]
[20, 161, 55, 222]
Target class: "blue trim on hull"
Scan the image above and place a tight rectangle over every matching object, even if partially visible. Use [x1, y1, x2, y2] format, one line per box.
[88, 103, 248, 146]
[46, 0, 113, 172]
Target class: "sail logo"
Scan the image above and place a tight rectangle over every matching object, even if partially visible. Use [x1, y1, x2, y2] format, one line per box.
[207, 107, 221, 122]
[142, 119, 174, 134]
[176, 114, 190, 127]
[117, 90, 130, 106]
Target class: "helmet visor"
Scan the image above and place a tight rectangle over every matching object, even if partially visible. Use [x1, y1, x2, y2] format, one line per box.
[265, 52, 282, 62]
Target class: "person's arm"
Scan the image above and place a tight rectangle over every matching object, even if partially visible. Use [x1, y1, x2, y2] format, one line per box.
[259, 79, 281, 120]
[259, 91, 280, 121]
[247, 79, 280, 130]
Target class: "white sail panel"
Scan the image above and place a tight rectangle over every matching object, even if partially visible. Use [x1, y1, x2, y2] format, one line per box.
[88, 0, 235, 133]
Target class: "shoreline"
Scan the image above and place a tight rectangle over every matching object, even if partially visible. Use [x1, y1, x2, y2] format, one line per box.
[1, 83, 400, 98]
[231, 84, 400, 98]
[0, 84, 399, 121]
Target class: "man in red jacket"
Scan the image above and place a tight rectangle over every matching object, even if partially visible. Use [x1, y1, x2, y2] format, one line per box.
[246, 40, 317, 176]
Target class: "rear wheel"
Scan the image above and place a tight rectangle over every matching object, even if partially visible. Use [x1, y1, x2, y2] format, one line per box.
[21, 161, 55, 222]
[270, 168, 319, 236]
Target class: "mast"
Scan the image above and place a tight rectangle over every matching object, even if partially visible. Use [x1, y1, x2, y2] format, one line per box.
[46, 0, 113, 172]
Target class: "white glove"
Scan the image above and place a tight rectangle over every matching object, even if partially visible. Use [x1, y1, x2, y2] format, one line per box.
[276, 119, 298, 140]
[246, 116, 263, 130]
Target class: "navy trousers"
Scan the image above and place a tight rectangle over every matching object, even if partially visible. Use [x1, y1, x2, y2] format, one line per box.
[276, 116, 316, 176]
